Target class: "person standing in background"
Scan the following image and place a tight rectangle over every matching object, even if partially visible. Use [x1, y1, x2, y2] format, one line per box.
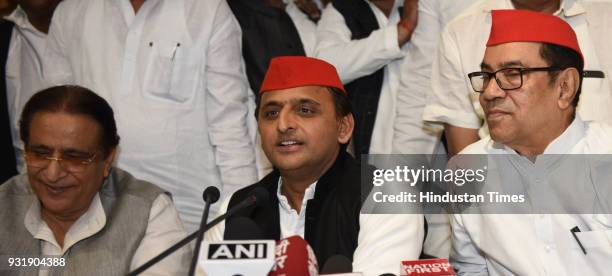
[392, 0, 475, 259]
[315, 0, 418, 156]
[43, 0, 258, 231]
[1, 0, 61, 183]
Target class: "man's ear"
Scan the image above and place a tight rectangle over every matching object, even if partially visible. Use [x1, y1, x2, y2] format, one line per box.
[103, 147, 117, 177]
[557, 67, 580, 110]
[337, 113, 354, 144]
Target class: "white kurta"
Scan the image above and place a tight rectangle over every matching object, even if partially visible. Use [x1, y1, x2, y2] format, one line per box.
[4, 7, 51, 172]
[393, 0, 475, 155]
[451, 117, 612, 275]
[391, 0, 477, 259]
[423, 0, 612, 138]
[315, 0, 405, 154]
[43, 0, 258, 231]
[285, 1, 318, 57]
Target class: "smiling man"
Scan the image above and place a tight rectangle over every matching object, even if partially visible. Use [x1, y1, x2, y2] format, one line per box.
[0, 86, 189, 275]
[207, 56, 424, 275]
[450, 10, 612, 275]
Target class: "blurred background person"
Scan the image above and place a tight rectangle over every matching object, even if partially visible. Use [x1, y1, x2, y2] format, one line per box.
[315, 0, 418, 156]
[43, 0, 257, 231]
[1, 0, 60, 183]
[392, 0, 474, 259]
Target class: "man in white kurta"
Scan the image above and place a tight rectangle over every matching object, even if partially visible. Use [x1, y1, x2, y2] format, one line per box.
[450, 9, 612, 275]
[391, 0, 475, 258]
[315, 0, 418, 154]
[43, 0, 258, 231]
[423, 0, 612, 155]
[4, 2, 58, 172]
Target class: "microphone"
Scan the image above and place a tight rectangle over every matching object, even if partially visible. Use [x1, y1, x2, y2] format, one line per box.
[188, 186, 221, 276]
[269, 235, 319, 276]
[321, 255, 352, 274]
[128, 187, 269, 275]
[400, 259, 456, 276]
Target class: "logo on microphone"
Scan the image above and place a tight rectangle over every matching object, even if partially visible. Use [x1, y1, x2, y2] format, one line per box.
[401, 259, 456, 276]
[208, 243, 269, 259]
[200, 240, 276, 276]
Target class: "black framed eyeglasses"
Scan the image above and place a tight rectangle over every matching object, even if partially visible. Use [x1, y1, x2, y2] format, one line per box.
[468, 67, 562, 93]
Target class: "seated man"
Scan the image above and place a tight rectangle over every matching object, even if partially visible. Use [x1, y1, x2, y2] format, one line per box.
[207, 56, 424, 275]
[0, 86, 190, 275]
[451, 10, 612, 275]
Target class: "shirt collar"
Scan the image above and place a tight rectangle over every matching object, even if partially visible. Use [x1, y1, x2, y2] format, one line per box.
[483, 0, 585, 17]
[24, 193, 107, 254]
[277, 178, 318, 213]
[4, 6, 45, 35]
[543, 115, 586, 154]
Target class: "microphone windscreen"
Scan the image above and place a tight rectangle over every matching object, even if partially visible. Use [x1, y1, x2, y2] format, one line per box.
[251, 187, 270, 207]
[321, 254, 352, 274]
[269, 235, 319, 276]
[203, 186, 221, 203]
[224, 217, 264, 240]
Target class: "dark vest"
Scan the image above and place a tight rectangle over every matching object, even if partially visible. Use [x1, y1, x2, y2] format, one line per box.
[228, 0, 306, 93]
[225, 151, 371, 268]
[0, 19, 17, 184]
[331, 0, 385, 155]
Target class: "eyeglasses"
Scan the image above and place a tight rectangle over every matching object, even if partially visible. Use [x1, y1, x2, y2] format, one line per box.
[468, 67, 562, 93]
[24, 149, 98, 173]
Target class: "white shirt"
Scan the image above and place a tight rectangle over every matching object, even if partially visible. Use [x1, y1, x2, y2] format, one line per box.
[315, 0, 404, 154]
[451, 117, 612, 275]
[393, 0, 474, 155]
[423, 0, 612, 138]
[4, 6, 51, 173]
[25, 193, 190, 276]
[285, 1, 318, 57]
[391, 0, 476, 259]
[207, 179, 425, 276]
[43, 0, 258, 231]
[277, 178, 318, 238]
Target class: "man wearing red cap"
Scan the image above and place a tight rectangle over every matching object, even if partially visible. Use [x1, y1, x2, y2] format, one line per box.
[208, 56, 425, 275]
[423, 0, 612, 156]
[450, 10, 612, 275]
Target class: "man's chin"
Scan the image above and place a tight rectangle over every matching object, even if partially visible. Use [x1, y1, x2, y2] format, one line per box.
[489, 129, 513, 144]
[268, 153, 300, 167]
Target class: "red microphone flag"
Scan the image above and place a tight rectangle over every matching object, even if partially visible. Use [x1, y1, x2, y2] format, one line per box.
[400, 259, 456, 276]
[269, 235, 319, 276]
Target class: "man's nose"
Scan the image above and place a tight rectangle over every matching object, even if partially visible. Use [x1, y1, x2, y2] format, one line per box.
[277, 109, 296, 133]
[482, 78, 507, 101]
[41, 159, 69, 183]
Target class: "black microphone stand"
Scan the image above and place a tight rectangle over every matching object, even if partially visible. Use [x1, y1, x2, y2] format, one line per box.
[188, 186, 220, 276]
[128, 187, 268, 276]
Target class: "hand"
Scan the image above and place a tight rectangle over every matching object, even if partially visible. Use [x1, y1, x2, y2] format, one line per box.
[397, 0, 418, 46]
[268, 0, 287, 9]
[295, 0, 322, 22]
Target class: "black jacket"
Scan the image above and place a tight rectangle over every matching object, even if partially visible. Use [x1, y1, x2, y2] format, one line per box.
[227, 0, 306, 93]
[225, 150, 371, 267]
